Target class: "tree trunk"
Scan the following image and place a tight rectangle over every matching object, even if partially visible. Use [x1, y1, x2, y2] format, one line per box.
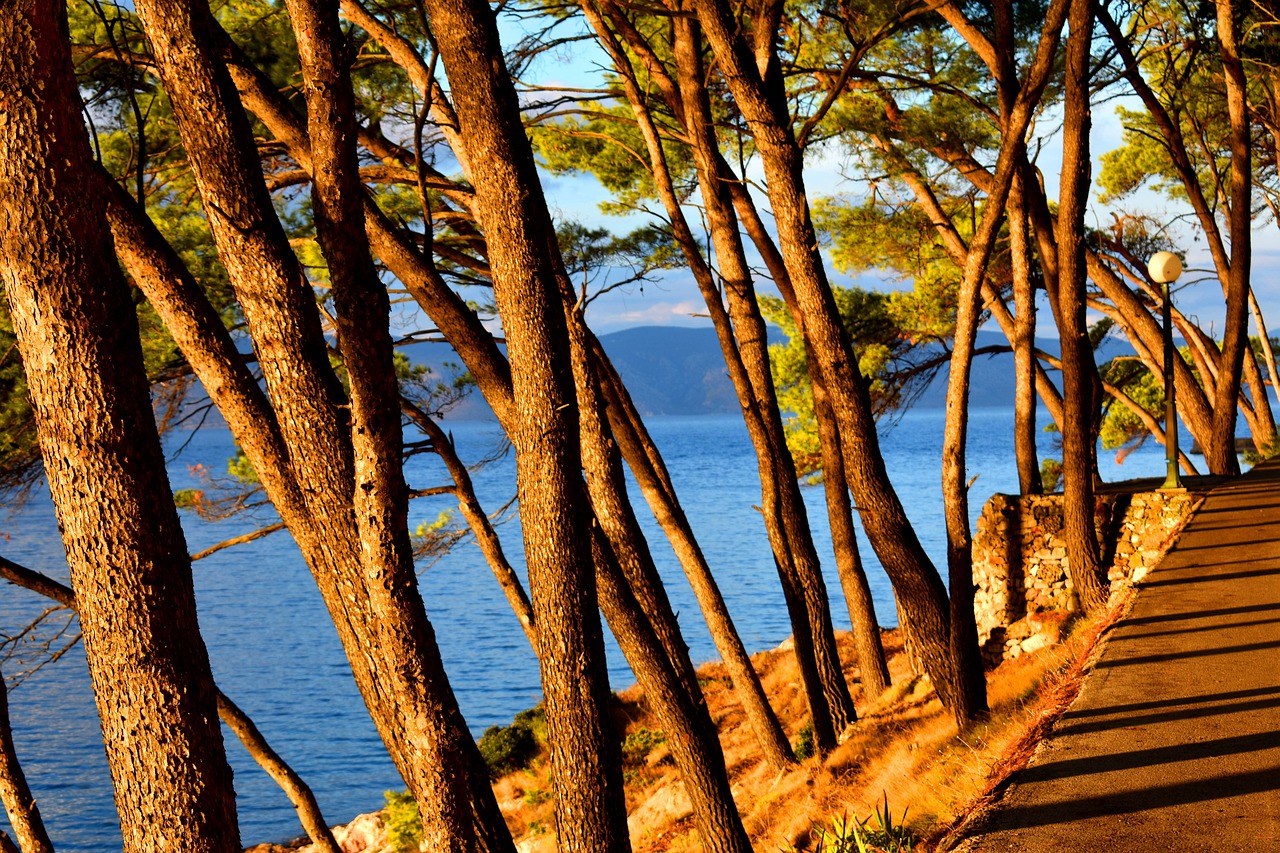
[668, 14, 854, 743]
[418, 0, 631, 846]
[1249, 287, 1279, 451]
[0, 560, 344, 853]
[689, 0, 970, 719]
[585, 5, 849, 750]
[811, 366, 890, 696]
[215, 693, 343, 853]
[588, 338, 796, 768]
[0, 670, 55, 853]
[1054, 0, 1109, 614]
[409, 410, 539, 653]
[0, 5, 240, 849]
[122, 4, 512, 845]
[1207, 0, 1252, 477]
[1010, 171, 1042, 494]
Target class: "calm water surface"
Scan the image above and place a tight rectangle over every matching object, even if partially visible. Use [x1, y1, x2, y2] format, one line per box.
[0, 408, 1178, 849]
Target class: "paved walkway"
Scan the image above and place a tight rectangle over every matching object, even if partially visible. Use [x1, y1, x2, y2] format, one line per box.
[957, 460, 1280, 852]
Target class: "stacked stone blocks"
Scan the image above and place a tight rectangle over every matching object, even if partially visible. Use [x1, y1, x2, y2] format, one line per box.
[971, 489, 1198, 665]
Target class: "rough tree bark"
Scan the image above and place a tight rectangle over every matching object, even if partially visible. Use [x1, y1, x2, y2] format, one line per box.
[416, 0, 631, 845]
[586, 2, 851, 750]
[1208, 0, 1253, 476]
[1010, 172, 1042, 494]
[220, 25, 761, 836]
[722, 165, 893, 699]
[0, 3, 240, 849]
[1055, 0, 1109, 613]
[100, 2, 509, 840]
[0, 560, 343, 853]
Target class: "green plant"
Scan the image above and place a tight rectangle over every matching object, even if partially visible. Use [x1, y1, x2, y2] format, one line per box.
[478, 721, 538, 779]
[383, 790, 423, 853]
[475, 704, 546, 779]
[621, 727, 666, 764]
[793, 722, 815, 761]
[1039, 458, 1063, 493]
[523, 786, 552, 807]
[809, 796, 918, 853]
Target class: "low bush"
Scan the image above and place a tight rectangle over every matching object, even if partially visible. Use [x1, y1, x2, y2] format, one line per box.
[383, 790, 422, 853]
[479, 704, 545, 779]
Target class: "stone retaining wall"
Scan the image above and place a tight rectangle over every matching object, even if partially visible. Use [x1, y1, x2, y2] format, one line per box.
[971, 489, 1199, 665]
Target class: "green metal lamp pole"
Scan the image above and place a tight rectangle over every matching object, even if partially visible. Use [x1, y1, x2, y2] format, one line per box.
[1148, 251, 1184, 490]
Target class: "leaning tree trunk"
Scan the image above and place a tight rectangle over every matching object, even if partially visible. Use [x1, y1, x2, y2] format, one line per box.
[811, 364, 891, 696]
[589, 338, 796, 768]
[724, 139, 893, 701]
[1054, 0, 1109, 613]
[418, 0, 633, 846]
[690, 0, 971, 719]
[124, 3, 512, 845]
[0, 670, 55, 853]
[587, 5, 850, 751]
[1010, 170, 1042, 494]
[1208, 0, 1253, 477]
[0, 5, 240, 849]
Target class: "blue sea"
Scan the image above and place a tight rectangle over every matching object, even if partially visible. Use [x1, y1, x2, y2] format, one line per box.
[0, 407, 1180, 849]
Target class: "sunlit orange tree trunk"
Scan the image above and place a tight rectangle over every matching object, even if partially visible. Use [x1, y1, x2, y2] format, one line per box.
[0, 2, 239, 848]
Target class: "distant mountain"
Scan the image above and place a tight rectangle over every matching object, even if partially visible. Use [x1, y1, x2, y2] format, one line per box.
[414, 324, 1140, 419]
[595, 326, 742, 415]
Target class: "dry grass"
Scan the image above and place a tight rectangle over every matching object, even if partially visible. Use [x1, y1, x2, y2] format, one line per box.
[494, 602, 1125, 853]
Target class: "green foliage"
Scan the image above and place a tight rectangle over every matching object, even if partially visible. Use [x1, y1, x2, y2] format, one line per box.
[793, 722, 815, 761]
[383, 790, 423, 853]
[621, 727, 666, 764]
[523, 786, 552, 807]
[530, 103, 695, 214]
[477, 705, 546, 779]
[1040, 458, 1063, 493]
[760, 285, 936, 477]
[803, 797, 918, 853]
[556, 220, 682, 300]
[226, 449, 259, 484]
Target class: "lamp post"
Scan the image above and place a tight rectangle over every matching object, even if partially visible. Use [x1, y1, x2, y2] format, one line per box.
[1148, 251, 1183, 490]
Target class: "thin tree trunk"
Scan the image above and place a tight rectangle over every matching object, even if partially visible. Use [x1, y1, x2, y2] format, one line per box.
[1010, 171, 1042, 494]
[1208, 0, 1252, 476]
[589, 338, 796, 768]
[215, 694, 343, 853]
[0, 5, 240, 848]
[690, 0, 969, 719]
[1249, 287, 1279, 450]
[811, 366, 890, 696]
[1055, 0, 1109, 614]
[588, 5, 849, 750]
[408, 409, 539, 653]
[0, 670, 55, 853]
[0, 563, 348, 853]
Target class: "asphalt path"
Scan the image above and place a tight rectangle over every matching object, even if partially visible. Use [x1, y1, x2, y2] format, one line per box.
[955, 460, 1280, 852]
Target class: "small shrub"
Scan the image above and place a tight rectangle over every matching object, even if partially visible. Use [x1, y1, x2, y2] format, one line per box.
[513, 705, 548, 743]
[793, 722, 815, 761]
[523, 786, 552, 807]
[807, 796, 918, 853]
[622, 727, 666, 764]
[383, 790, 422, 853]
[1040, 458, 1063, 493]
[478, 721, 538, 779]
